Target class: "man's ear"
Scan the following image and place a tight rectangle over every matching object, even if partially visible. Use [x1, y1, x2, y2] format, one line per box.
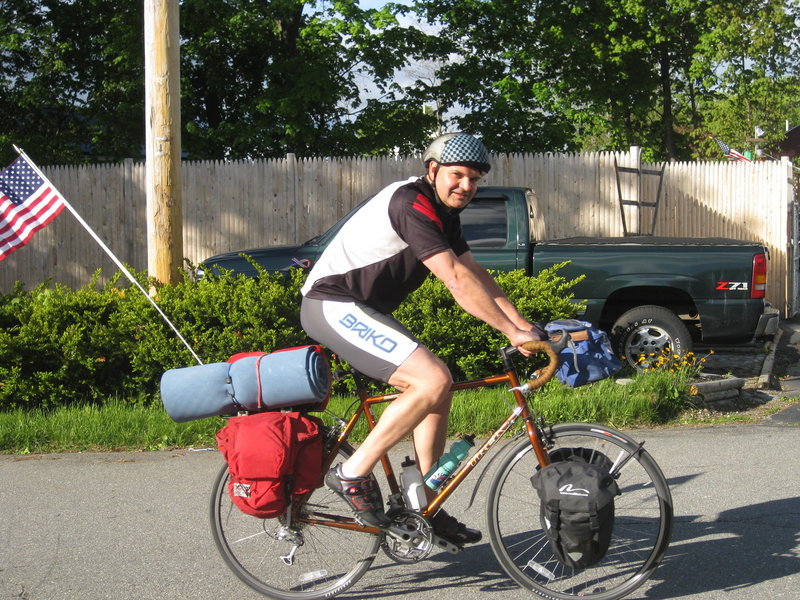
[426, 161, 439, 181]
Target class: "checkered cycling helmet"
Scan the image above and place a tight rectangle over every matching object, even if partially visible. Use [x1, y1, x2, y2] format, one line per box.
[423, 133, 491, 174]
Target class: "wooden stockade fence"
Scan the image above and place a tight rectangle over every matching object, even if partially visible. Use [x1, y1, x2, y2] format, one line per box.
[2, 149, 796, 316]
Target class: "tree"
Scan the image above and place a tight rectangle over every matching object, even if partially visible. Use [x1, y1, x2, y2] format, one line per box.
[3, 0, 798, 164]
[411, 0, 668, 153]
[411, 0, 577, 153]
[691, 0, 800, 159]
[0, 0, 144, 165]
[0, 0, 438, 164]
[410, 0, 800, 161]
[179, 0, 438, 159]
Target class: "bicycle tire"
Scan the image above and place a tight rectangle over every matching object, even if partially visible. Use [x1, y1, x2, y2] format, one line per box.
[487, 423, 673, 600]
[210, 440, 381, 600]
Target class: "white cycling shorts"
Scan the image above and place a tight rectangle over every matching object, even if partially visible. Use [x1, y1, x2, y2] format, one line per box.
[300, 297, 419, 383]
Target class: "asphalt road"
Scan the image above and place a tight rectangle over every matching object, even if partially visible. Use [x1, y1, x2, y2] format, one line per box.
[1, 422, 798, 600]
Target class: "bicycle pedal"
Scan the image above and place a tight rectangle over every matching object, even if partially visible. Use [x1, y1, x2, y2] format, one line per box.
[431, 534, 462, 555]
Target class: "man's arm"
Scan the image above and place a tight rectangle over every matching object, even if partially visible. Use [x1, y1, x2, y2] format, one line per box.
[422, 249, 541, 348]
[457, 251, 540, 333]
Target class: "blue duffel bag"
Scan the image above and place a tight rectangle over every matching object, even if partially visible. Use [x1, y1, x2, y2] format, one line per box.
[160, 345, 331, 423]
[544, 320, 622, 387]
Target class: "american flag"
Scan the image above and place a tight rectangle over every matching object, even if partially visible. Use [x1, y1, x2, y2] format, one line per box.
[0, 154, 65, 260]
[714, 137, 751, 162]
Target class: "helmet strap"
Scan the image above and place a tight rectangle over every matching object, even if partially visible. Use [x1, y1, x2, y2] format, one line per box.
[426, 162, 446, 207]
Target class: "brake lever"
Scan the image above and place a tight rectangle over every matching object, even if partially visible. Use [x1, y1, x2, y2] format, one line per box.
[547, 329, 570, 354]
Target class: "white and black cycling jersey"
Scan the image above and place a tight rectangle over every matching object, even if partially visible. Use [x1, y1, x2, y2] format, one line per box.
[301, 176, 470, 314]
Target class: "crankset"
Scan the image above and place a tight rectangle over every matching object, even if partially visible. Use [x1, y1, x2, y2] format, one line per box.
[380, 512, 435, 563]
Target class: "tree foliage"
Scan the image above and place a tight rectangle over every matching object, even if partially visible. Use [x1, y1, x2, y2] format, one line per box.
[0, 0, 439, 164]
[180, 0, 438, 159]
[0, 0, 798, 165]
[0, 0, 144, 165]
[692, 0, 800, 158]
[415, 0, 800, 161]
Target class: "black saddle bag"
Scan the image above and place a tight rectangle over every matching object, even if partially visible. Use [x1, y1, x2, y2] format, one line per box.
[531, 448, 620, 569]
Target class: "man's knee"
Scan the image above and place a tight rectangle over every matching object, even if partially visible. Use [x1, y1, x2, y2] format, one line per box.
[427, 362, 453, 396]
[414, 359, 453, 411]
[390, 349, 452, 397]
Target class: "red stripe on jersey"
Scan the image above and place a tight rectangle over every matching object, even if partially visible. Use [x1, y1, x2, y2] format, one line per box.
[412, 194, 443, 231]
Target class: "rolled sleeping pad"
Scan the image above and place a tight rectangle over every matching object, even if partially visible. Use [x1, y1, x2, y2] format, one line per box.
[160, 346, 330, 423]
[227, 347, 330, 411]
[160, 362, 235, 423]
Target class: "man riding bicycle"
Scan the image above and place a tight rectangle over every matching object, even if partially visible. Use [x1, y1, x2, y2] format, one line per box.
[300, 133, 542, 545]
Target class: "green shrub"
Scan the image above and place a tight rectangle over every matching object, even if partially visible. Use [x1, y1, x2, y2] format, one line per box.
[108, 264, 310, 399]
[0, 276, 131, 410]
[0, 266, 311, 410]
[0, 263, 580, 411]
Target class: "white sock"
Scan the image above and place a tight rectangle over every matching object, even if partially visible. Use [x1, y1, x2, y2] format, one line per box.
[339, 464, 364, 480]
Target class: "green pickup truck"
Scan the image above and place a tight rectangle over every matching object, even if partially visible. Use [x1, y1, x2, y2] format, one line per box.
[202, 186, 779, 367]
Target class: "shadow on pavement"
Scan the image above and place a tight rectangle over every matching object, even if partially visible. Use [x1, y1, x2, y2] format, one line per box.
[336, 476, 799, 600]
[647, 496, 800, 599]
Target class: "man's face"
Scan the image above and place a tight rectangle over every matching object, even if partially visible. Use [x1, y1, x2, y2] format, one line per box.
[428, 162, 483, 210]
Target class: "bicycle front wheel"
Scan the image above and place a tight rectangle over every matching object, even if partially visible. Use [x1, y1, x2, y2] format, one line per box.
[210, 442, 381, 600]
[487, 423, 673, 600]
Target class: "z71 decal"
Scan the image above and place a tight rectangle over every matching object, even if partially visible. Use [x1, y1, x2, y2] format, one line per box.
[716, 281, 748, 291]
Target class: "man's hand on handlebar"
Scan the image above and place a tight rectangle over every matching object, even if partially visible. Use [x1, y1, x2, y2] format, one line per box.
[509, 326, 544, 357]
[529, 322, 547, 340]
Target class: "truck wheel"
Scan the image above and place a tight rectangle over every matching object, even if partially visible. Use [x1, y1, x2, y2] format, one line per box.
[611, 306, 693, 370]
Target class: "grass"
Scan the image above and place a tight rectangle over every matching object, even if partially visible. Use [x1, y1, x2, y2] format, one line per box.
[0, 366, 701, 454]
[0, 401, 225, 454]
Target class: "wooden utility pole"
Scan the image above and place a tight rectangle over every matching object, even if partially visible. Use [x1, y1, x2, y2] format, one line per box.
[144, 0, 183, 285]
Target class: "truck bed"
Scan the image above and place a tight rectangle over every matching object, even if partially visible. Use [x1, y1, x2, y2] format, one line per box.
[536, 236, 764, 247]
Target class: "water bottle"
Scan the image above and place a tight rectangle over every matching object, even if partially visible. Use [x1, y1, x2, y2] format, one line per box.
[424, 435, 476, 490]
[399, 456, 427, 511]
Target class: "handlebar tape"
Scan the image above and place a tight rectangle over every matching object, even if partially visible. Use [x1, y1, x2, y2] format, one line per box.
[519, 340, 560, 390]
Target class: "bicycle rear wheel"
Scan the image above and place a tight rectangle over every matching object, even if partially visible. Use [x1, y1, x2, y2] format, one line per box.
[210, 441, 381, 600]
[487, 423, 672, 600]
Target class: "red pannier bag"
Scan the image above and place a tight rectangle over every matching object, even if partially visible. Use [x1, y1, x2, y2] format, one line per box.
[216, 411, 324, 519]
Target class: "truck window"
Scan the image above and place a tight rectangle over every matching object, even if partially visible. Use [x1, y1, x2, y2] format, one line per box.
[461, 199, 508, 247]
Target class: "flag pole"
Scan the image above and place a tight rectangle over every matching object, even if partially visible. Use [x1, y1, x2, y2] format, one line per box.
[13, 146, 204, 366]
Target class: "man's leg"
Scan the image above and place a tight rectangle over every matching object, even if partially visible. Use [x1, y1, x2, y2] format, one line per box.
[348, 345, 481, 545]
[301, 298, 449, 477]
[411, 393, 452, 479]
[325, 340, 482, 544]
[341, 345, 452, 478]
[303, 298, 480, 540]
